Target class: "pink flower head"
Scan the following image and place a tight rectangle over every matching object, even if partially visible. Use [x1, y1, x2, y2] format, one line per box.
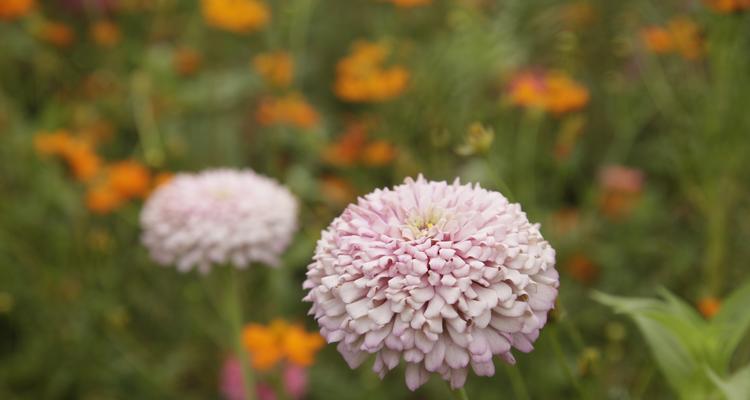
[598, 165, 644, 193]
[219, 357, 277, 400]
[303, 176, 559, 390]
[141, 169, 298, 273]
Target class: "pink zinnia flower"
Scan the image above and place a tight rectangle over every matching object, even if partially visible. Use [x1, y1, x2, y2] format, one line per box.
[303, 176, 559, 390]
[141, 169, 298, 273]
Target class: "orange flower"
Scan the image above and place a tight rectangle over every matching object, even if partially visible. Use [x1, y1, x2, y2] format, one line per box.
[201, 0, 269, 33]
[385, 0, 431, 7]
[640, 17, 703, 60]
[697, 297, 721, 319]
[564, 254, 599, 285]
[38, 21, 76, 47]
[509, 70, 589, 115]
[256, 93, 319, 129]
[362, 140, 397, 166]
[173, 48, 203, 77]
[152, 172, 174, 189]
[253, 52, 294, 87]
[242, 320, 324, 371]
[320, 176, 357, 206]
[335, 41, 409, 102]
[35, 131, 102, 182]
[90, 20, 121, 47]
[107, 160, 151, 199]
[704, 0, 750, 12]
[86, 183, 125, 214]
[641, 27, 674, 54]
[0, 0, 34, 20]
[322, 121, 369, 166]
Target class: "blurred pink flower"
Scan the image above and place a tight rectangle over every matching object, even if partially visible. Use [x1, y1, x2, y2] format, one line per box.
[282, 364, 308, 400]
[598, 165, 644, 193]
[304, 176, 559, 390]
[219, 357, 309, 400]
[140, 169, 298, 273]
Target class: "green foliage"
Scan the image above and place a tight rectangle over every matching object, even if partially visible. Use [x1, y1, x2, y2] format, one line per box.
[595, 281, 750, 400]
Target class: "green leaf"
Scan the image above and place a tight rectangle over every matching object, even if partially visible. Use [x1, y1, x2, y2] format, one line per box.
[707, 364, 750, 400]
[712, 280, 750, 364]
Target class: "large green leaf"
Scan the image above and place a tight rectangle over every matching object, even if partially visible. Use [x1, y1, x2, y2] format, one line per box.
[708, 365, 750, 400]
[712, 280, 750, 364]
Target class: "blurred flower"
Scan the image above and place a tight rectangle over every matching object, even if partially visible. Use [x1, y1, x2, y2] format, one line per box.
[384, 0, 431, 7]
[107, 160, 151, 199]
[704, 0, 750, 13]
[37, 21, 76, 47]
[455, 122, 494, 156]
[697, 297, 721, 319]
[509, 70, 589, 115]
[34, 130, 102, 182]
[641, 17, 703, 60]
[220, 357, 310, 400]
[361, 140, 397, 166]
[320, 176, 357, 206]
[253, 52, 294, 87]
[152, 172, 174, 188]
[220, 357, 277, 400]
[201, 0, 269, 34]
[334, 41, 409, 102]
[563, 253, 599, 285]
[173, 47, 203, 77]
[598, 165, 644, 219]
[140, 169, 298, 273]
[304, 176, 559, 390]
[549, 208, 580, 236]
[256, 93, 319, 129]
[0, 0, 34, 20]
[86, 183, 125, 214]
[323, 120, 397, 167]
[242, 319, 324, 371]
[322, 121, 368, 166]
[282, 364, 308, 400]
[90, 20, 121, 47]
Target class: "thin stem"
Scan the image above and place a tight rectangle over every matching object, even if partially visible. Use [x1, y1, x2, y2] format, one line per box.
[225, 268, 256, 400]
[504, 364, 530, 400]
[550, 328, 588, 400]
[446, 382, 470, 400]
[130, 71, 164, 167]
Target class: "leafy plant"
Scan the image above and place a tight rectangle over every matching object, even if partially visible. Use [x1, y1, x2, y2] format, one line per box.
[594, 281, 750, 400]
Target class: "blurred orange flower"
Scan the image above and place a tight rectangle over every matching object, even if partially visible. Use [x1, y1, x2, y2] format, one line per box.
[598, 165, 644, 219]
[0, 0, 34, 20]
[320, 176, 357, 206]
[90, 20, 121, 47]
[34, 130, 101, 182]
[641, 17, 703, 60]
[152, 172, 174, 189]
[322, 121, 368, 166]
[697, 297, 721, 319]
[242, 320, 324, 371]
[385, 0, 431, 7]
[335, 41, 409, 102]
[173, 48, 203, 77]
[86, 183, 125, 214]
[361, 140, 397, 166]
[201, 0, 269, 33]
[107, 160, 151, 199]
[564, 253, 600, 285]
[38, 21, 76, 47]
[509, 71, 589, 115]
[256, 93, 319, 129]
[253, 52, 294, 87]
[704, 0, 750, 12]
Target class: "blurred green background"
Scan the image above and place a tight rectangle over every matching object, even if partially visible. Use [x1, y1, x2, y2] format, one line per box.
[1, 0, 750, 399]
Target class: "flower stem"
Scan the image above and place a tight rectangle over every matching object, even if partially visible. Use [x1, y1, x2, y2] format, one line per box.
[550, 327, 588, 400]
[504, 364, 530, 400]
[447, 382, 470, 400]
[225, 268, 256, 400]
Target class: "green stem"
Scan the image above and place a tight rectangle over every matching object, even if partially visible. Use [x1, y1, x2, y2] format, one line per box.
[225, 268, 256, 400]
[447, 382, 469, 400]
[516, 108, 543, 207]
[130, 71, 164, 167]
[550, 328, 588, 400]
[504, 364, 530, 400]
